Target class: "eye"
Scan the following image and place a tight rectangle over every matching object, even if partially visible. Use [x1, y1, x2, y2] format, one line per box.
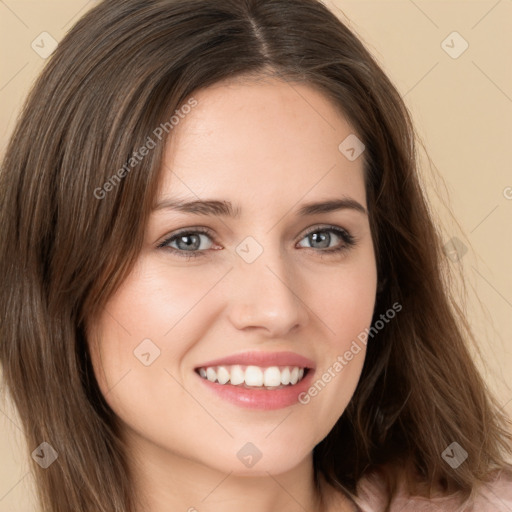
[157, 227, 216, 259]
[157, 225, 357, 260]
[297, 225, 356, 255]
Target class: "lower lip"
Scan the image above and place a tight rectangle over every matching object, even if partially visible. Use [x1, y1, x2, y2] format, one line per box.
[195, 369, 315, 410]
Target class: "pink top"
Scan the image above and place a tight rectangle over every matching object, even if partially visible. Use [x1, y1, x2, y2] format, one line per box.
[353, 470, 512, 511]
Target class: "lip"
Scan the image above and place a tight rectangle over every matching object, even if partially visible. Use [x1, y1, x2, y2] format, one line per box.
[194, 350, 316, 410]
[194, 350, 316, 370]
[196, 367, 316, 410]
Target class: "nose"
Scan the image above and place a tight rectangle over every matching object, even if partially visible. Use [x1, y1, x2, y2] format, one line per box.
[226, 246, 310, 337]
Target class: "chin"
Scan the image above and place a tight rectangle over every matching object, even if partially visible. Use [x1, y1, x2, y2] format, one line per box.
[201, 445, 311, 477]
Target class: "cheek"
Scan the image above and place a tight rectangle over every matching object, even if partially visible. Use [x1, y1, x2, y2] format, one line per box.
[305, 249, 377, 346]
[107, 259, 209, 334]
[84, 258, 224, 412]
[87, 258, 212, 358]
[297, 251, 376, 423]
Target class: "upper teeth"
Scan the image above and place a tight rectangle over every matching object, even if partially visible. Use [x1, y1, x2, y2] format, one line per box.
[197, 365, 306, 387]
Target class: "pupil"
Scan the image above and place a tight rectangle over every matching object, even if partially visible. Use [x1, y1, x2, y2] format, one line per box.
[179, 235, 199, 250]
[311, 232, 329, 249]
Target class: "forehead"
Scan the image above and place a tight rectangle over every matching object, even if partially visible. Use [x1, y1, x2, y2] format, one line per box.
[158, 77, 366, 209]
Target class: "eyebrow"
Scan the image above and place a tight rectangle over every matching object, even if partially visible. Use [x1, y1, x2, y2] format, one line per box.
[153, 197, 367, 217]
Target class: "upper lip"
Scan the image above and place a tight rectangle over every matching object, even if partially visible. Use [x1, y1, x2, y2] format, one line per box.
[195, 351, 315, 369]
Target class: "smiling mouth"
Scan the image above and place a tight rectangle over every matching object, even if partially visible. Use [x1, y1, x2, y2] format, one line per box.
[195, 364, 310, 390]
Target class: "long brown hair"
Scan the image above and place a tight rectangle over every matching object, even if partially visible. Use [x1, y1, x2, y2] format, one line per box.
[1, 0, 510, 511]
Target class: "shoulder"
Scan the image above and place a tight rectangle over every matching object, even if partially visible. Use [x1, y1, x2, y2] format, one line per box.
[352, 468, 512, 512]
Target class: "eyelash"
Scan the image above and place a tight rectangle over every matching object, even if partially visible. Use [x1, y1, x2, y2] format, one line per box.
[157, 225, 357, 260]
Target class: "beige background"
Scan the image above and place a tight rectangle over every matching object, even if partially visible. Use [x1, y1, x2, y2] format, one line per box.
[1, 1, 511, 510]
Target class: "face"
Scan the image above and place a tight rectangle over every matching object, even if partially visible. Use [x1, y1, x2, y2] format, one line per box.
[86, 77, 377, 477]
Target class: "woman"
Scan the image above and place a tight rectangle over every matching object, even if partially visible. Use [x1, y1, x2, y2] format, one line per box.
[0, 0, 511, 511]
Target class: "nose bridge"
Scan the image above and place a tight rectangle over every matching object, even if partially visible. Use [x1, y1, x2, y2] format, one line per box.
[226, 235, 309, 335]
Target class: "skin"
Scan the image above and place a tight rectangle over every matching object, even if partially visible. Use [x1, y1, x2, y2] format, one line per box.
[87, 76, 378, 512]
